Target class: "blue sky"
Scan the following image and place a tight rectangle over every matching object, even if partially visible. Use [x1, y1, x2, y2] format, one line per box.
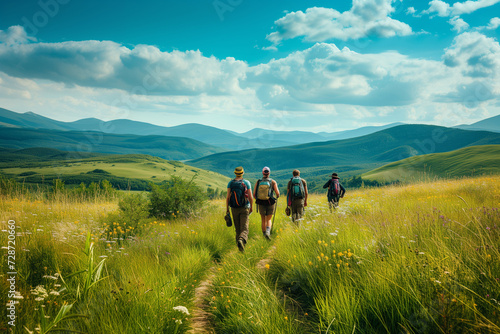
[0, 0, 499, 132]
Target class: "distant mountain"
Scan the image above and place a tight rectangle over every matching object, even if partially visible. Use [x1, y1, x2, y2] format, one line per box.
[238, 128, 325, 145]
[0, 108, 71, 130]
[0, 127, 225, 160]
[363, 145, 500, 182]
[0, 108, 294, 150]
[68, 119, 250, 150]
[455, 114, 500, 133]
[319, 123, 405, 140]
[187, 124, 500, 175]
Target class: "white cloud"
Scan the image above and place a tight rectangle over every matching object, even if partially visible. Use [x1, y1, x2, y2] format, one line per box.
[266, 0, 412, 45]
[424, 0, 500, 17]
[249, 43, 445, 107]
[406, 7, 417, 15]
[0, 28, 248, 97]
[0, 25, 36, 45]
[443, 31, 500, 78]
[486, 17, 500, 29]
[449, 16, 470, 32]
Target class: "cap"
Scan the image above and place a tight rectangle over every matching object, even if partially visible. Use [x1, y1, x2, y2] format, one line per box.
[262, 166, 270, 174]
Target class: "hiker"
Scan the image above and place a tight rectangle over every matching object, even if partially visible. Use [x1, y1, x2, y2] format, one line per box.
[226, 166, 253, 252]
[287, 169, 308, 224]
[323, 172, 345, 210]
[254, 166, 280, 240]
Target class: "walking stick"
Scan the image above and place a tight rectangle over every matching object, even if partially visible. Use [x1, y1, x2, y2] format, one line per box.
[271, 198, 278, 234]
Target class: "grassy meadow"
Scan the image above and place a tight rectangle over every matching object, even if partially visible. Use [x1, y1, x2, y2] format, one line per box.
[1, 176, 499, 333]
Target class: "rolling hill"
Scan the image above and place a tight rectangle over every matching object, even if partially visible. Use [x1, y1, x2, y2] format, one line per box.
[188, 124, 500, 176]
[0, 127, 225, 161]
[362, 145, 500, 182]
[0, 149, 230, 192]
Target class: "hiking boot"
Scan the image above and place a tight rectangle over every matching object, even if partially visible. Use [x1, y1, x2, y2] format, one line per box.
[265, 231, 271, 240]
[237, 239, 245, 252]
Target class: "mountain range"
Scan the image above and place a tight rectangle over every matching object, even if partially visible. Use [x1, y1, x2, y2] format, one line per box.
[188, 124, 500, 176]
[2, 107, 498, 150]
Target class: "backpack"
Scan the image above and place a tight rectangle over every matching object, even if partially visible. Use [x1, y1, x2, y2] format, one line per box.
[256, 178, 273, 201]
[229, 179, 248, 208]
[329, 178, 340, 197]
[290, 177, 305, 199]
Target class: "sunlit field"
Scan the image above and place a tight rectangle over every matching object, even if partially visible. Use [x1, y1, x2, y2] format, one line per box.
[1, 176, 499, 333]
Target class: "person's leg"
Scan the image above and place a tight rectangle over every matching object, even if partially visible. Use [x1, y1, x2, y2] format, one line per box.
[231, 207, 241, 246]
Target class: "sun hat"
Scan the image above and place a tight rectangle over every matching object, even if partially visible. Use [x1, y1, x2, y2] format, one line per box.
[332, 173, 339, 179]
[262, 166, 270, 174]
[234, 166, 244, 176]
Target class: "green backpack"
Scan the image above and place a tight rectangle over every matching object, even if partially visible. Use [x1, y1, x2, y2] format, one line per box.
[291, 177, 305, 199]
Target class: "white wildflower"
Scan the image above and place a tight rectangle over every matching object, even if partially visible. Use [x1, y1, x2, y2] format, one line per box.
[173, 306, 190, 315]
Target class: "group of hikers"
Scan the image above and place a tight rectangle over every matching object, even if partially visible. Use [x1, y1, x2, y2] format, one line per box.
[225, 166, 346, 252]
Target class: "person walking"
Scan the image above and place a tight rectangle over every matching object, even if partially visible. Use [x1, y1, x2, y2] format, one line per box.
[323, 172, 345, 211]
[254, 166, 280, 240]
[287, 169, 308, 224]
[226, 166, 253, 252]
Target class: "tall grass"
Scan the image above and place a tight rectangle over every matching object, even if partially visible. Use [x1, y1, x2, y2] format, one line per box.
[1, 176, 498, 333]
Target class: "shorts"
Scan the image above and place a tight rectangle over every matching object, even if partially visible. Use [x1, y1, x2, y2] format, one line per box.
[258, 203, 275, 215]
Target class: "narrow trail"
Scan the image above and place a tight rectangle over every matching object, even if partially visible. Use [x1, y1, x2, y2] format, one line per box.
[256, 244, 276, 270]
[187, 267, 217, 334]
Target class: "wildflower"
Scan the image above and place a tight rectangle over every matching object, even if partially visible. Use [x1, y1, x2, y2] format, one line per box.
[284, 316, 288, 320]
[336, 264, 340, 268]
[173, 306, 190, 315]
[265, 264, 270, 269]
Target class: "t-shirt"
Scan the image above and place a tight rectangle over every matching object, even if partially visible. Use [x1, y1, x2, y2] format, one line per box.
[227, 179, 252, 208]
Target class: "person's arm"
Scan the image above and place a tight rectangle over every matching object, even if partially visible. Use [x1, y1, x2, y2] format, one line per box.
[303, 179, 308, 206]
[226, 188, 231, 212]
[323, 179, 331, 188]
[254, 180, 259, 199]
[340, 184, 346, 197]
[273, 180, 280, 198]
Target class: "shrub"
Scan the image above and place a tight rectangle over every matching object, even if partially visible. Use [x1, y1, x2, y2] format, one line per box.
[149, 176, 207, 219]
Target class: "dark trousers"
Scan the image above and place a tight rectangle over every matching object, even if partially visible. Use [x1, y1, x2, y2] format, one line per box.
[231, 207, 249, 244]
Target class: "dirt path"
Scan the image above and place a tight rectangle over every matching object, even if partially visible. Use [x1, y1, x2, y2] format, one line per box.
[187, 267, 217, 334]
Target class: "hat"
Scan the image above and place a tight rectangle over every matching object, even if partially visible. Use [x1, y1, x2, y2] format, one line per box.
[234, 166, 244, 176]
[262, 166, 270, 174]
[332, 173, 339, 179]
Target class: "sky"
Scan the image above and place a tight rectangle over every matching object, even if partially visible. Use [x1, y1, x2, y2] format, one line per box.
[0, 0, 499, 133]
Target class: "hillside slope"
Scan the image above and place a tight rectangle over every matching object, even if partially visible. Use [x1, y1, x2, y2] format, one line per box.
[0, 150, 230, 192]
[362, 145, 500, 182]
[0, 127, 225, 160]
[188, 124, 500, 175]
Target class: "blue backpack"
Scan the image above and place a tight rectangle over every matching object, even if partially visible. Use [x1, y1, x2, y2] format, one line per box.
[229, 179, 248, 208]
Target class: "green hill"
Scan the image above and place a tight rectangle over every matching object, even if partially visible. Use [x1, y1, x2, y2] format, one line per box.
[363, 145, 500, 182]
[188, 124, 500, 175]
[0, 127, 225, 160]
[0, 151, 230, 192]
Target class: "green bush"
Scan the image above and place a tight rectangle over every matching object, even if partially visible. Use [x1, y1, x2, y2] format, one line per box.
[149, 176, 207, 219]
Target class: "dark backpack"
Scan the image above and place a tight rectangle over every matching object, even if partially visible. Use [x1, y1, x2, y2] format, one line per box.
[290, 177, 305, 199]
[229, 179, 248, 208]
[329, 178, 340, 197]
